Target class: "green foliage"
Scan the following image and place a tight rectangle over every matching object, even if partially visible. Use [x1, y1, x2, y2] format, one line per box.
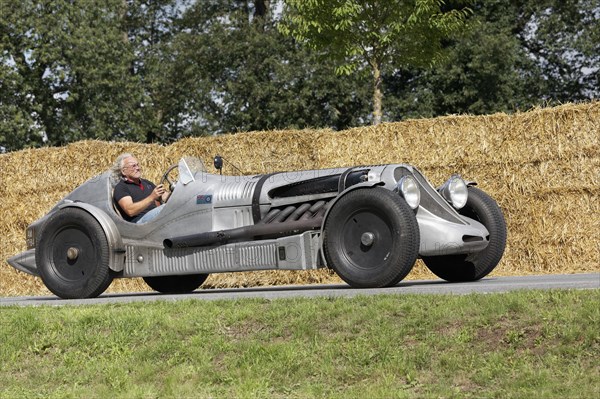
[282, 0, 471, 73]
[0, 0, 152, 149]
[517, 0, 600, 103]
[0, 65, 43, 149]
[383, 0, 600, 119]
[0, 0, 597, 150]
[123, 0, 188, 142]
[0, 290, 598, 397]
[280, 0, 472, 124]
[168, 0, 371, 135]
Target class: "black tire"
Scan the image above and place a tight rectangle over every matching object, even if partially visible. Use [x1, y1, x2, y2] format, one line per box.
[422, 187, 507, 282]
[323, 187, 419, 288]
[36, 208, 114, 299]
[143, 274, 208, 294]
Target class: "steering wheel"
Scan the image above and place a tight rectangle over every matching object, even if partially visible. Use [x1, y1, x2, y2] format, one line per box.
[159, 164, 178, 203]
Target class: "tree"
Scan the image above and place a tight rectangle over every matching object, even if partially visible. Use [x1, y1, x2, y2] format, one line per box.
[383, 0, 600, 120]
[0, 54, 43, 150]
[280, 0, 471, 124]
[517, 0, 600, 102]
[3, 0, 593, 151]
[384, 1, 527, 118]
[170, 0, 371, 136]
[0, 0, 151, 150]
[123, 0, 186, 142]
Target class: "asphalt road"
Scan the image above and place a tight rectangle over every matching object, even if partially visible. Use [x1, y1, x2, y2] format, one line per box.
[1, 273, 598, 307]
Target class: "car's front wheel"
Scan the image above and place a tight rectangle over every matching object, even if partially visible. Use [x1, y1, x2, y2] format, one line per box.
[323, 187, 419, 288]
[36, 208, 114, 299]
[143, 274, 209, 294]
[422, 187, 507, 282]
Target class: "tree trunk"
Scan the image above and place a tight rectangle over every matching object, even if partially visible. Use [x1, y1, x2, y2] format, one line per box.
[255, 0, 270, 19]
[120, 0, 129, 44]
[372, 63, 383, 125]
[253, 0, 270, 31]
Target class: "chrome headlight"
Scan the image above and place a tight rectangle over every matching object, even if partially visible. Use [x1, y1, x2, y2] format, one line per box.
[439, 175, 468, 209]
[397, 176, 420, 209]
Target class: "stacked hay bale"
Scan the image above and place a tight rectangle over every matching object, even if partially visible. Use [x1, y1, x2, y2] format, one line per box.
[1, 102, 597, 296]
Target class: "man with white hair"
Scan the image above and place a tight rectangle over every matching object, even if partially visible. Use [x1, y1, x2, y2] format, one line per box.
[111, 153, 169, 223]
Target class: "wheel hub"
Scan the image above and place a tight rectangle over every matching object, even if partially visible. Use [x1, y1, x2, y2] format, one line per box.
[66, 247, 79, 261]
[361, 232, 375, 247]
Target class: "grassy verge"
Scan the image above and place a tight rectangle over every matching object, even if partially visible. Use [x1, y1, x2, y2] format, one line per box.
[1, 289, 598, 398]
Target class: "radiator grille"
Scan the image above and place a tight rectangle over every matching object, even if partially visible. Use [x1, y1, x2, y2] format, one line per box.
[412, 169, 465, 224]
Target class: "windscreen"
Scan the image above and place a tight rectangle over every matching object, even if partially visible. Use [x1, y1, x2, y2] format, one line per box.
[178, 157, 207, 185]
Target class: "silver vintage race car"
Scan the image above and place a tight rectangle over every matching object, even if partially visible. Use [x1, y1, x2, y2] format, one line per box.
[8, 156, 507, 299]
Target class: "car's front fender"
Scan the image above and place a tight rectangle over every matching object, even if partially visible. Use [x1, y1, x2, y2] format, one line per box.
[318, 181, 383, 267]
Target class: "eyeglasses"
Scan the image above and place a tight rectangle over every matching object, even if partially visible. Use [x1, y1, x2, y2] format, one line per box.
[124, 162, 140, 169]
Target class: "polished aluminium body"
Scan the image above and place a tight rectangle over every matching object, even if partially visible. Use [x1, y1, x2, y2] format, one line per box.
[8, 157, 505, 298]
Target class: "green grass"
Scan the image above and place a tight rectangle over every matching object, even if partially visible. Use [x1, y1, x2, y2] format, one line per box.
[1, 289, 598, 398]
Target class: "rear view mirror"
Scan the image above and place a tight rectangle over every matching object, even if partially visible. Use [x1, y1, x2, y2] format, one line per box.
[214, 155, 223, 172]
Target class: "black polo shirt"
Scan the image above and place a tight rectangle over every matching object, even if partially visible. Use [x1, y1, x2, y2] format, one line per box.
[113, 178, 157, 223]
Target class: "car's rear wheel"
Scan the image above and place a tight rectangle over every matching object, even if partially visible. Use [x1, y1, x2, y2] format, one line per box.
[323, 187, 419, 288]
[422, 187, 507, 282]
[36, 208, 114, 299]
[143, 274, 208, 294]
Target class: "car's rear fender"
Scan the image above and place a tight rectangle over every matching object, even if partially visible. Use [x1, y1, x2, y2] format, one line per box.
[7, 249, 38, 276]
[58, 202, 126, 272]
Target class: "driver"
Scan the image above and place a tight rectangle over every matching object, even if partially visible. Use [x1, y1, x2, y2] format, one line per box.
[111, 153, 169, 223]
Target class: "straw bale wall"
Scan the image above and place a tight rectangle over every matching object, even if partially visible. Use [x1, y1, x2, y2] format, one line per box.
[1, 102, 598, 296]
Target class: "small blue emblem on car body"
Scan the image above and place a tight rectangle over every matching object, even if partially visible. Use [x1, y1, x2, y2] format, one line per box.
[196, 194, 212, 204]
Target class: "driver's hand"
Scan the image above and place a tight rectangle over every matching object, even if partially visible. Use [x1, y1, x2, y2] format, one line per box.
[153, 184, 166, 200]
